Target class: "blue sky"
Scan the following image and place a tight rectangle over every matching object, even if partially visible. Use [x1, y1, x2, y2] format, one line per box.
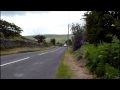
[1, 11, 86, 36]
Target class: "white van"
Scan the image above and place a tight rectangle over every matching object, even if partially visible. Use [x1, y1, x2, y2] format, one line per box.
[64, 44, 67, 47]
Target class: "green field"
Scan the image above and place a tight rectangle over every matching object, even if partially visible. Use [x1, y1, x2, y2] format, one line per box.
[24, 34, 73, 43]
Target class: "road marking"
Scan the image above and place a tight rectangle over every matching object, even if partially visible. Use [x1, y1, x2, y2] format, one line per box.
[39, 52, 48, 55]
[50, 51, 54, 52]
[0, 57, 30, 67]
[44, 50, 49, 52]
[50, 50, 57, 52]
[50, 48, 61, 52]
[38, 47, 61, 55]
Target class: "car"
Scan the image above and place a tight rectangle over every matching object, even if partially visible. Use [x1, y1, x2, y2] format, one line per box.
[64, 44, 67, 47]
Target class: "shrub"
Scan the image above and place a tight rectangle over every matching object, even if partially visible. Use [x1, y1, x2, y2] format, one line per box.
[95, 62, 105, 77]
[105, 64, 120, 79]
[80, 36, 120, 78]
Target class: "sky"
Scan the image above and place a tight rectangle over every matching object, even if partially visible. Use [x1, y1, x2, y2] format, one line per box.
[1, 11, 86, 36]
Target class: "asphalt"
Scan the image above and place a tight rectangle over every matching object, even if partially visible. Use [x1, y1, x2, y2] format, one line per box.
[0, 47, 66, 79]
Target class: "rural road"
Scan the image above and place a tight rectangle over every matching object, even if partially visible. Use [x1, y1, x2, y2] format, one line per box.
[0, 47, 66, 79]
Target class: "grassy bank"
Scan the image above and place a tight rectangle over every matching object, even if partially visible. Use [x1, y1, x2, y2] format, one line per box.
[1, 46, 56, 55]
[55, 49, 73, 79]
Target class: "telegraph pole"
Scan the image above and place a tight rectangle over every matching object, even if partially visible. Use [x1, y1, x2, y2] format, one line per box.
[67, 11, 70, 51]
[67, 24, 69, 50]
[0, 11, 1, 20]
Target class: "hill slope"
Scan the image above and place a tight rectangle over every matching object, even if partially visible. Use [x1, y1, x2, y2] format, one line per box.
[24, 34, 73, 43]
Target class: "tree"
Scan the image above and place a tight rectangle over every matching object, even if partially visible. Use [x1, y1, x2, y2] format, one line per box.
[50, 38, 56, 45]
[33, 35, 46, 43]
[65, 39, 72, 46]
[84, 11, 120, 46]
[0, 19, 23, 38]
[71, 23, 84, 51]
[56, 42, 60, 45]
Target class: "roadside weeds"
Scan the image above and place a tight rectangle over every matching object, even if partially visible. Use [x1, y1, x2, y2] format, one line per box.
[55, 47, 94, 79]
[55, 49, 73, 79]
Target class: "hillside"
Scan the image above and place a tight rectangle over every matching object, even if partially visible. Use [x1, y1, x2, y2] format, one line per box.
[10, 35, 37, 43]
[24, 34, 73, 43]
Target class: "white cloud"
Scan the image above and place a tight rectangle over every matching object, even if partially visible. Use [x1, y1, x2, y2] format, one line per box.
[1, 11, 86, 36]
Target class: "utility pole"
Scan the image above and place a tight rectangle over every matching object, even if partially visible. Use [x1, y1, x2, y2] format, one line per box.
[67, 11, 70, 51]
[0, 11, 1, 20]
[67, 24, 69, 50]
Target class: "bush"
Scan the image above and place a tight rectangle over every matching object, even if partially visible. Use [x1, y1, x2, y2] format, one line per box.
[73, 47, 82, 60]
[95, 62, 105, 77]
[105, 64, 120, 79]
[0, 32, 4, 38]
[86, 51, 100, 73]
[79, 36, 120, 78]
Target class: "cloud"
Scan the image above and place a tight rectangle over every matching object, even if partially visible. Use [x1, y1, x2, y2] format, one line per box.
[1, 11, 86, 36]
[1, 11, 50, 16]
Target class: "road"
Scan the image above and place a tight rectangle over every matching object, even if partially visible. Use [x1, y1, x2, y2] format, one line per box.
[0, 47, 66, 79]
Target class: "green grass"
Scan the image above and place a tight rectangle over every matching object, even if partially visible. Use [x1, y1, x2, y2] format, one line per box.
[55, 49, 73, 79]
[1, 46, 56, 55]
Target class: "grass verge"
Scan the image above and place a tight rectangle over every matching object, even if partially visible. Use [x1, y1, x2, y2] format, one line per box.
[55, 46, 94, 79]
[55, 48, 73, 79]
[1, 46, 56, 56]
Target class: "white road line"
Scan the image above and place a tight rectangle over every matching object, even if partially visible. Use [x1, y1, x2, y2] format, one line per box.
[50, 51, 54, 52]
[44, 50, 48, 51]
[39, 52, 48, 55]
[0, 57, 30, 67]
[0, 48, 61, 67]
[50, 50, 57, 52]
[38, 47, 61, 55]
[50, 48, 61, 52]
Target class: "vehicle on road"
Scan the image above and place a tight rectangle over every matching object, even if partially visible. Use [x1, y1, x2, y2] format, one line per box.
[64, 44, 67, 47]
